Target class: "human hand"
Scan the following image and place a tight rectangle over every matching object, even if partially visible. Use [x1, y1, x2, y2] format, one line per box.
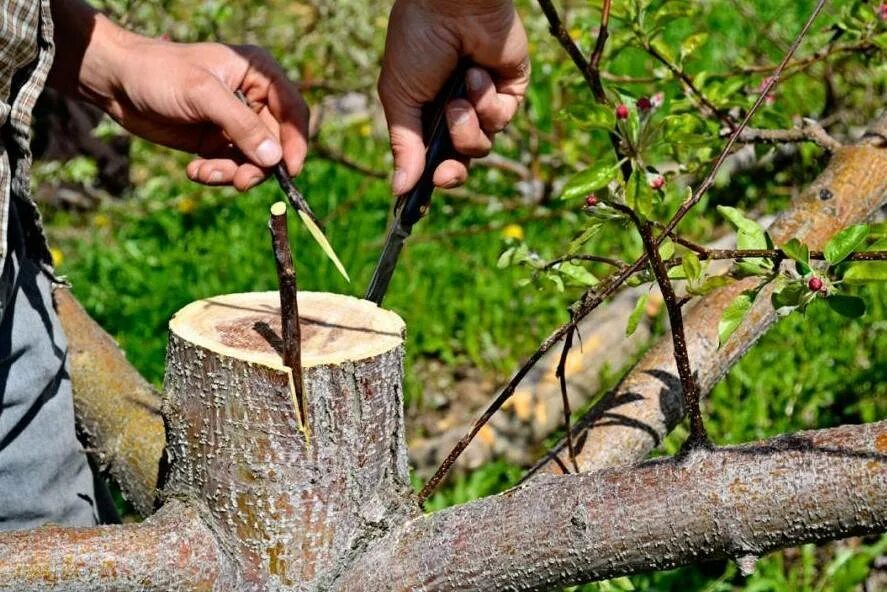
[50, 4, 308, 192]
[378, 0, 530, 195]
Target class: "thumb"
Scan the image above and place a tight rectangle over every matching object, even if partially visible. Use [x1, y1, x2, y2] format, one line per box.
[382, 93, 426, 196]
[189, 75, 282, 168]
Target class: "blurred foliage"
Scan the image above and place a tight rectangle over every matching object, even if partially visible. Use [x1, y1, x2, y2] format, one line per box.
[42, 0, 887, 589]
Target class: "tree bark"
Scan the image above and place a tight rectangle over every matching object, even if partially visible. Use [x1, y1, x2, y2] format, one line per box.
[534, 115, 887, 475]
[0, 501, 234, 591]
[335, 421, 887, 592]
[54, 287, 164, 516]
[161, 291, 414, 589]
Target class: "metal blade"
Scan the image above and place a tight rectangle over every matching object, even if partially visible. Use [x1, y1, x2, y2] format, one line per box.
[365, 219, 410, 305]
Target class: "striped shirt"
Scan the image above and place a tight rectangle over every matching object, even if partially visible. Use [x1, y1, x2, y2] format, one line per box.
[1, 0, 56, 279]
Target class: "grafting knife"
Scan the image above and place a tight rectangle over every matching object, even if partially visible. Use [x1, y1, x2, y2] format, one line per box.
[365, 62, 469, 305]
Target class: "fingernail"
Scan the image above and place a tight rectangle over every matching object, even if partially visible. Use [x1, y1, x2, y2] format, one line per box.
[441, 176, 462, 189]
[256, 139, 282, 167]
[245, 174, 264, 190]
[467, 69, 483, 92]
[392, 169, 408, 195]
[448, 107, 471, 127]
[208, 170, 223, 184]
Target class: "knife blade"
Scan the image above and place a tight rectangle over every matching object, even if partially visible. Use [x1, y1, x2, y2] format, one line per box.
[365, 62, 470, 305]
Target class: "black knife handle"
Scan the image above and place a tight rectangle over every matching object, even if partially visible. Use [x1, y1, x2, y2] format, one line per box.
[396, 61, 471, 227]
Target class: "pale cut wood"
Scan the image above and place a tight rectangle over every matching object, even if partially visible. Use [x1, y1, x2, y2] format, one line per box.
[162, 291, 414, 589]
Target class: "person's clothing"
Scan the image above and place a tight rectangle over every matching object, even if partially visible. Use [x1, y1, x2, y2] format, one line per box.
[0, 0, 101, 530]
[0, 200, 98, 530]
[1, 0, 56, 284]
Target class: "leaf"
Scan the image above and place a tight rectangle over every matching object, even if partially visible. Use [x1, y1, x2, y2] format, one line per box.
[626, 293, 650, 337]
[824, 224, 869, 265]
[718, 205, 771, 274]
[780, 238, 809, 265]
[555, 261, 599, 286]
[843, 238, 887, 283]
[687, 275, 731, 296]
[563, 103, 616, 131]
[826, 294, 866, 318]
[626, 169, 654, 218]
[771, 282, 806, 315]
[680, 32, 708, 62]
[682, 252, 702, 283]
[658, 238, 675, 260]
[567, 223, 603, 255]
[561, 162, 621, 201]
[718, 291, 755, 346]
[717, 205, 763, 237]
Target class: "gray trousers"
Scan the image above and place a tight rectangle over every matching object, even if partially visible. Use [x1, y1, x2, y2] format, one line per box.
[0, 199, 98, 531]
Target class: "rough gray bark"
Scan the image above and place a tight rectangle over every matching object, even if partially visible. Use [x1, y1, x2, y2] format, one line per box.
[0, 501, 235, 591]
[161, 292, 414, 589]
[2, 290, 885, 591]
[335, 421, 887, 592]
[534, 115, 887, 475]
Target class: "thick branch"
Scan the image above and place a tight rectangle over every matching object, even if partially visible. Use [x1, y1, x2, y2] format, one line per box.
[54, 287, 164, 517]
[535, 115, 887, 474]
[0, 501, 236, 591]
[336, 421, 887, 592]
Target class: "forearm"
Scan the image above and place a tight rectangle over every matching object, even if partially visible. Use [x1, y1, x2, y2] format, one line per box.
[47, 0, 133, 108]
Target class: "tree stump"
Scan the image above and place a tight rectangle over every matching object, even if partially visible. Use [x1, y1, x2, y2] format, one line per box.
[161, 291, 414, 589]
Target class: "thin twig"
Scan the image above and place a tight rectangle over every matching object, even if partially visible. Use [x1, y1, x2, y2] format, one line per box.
[269, 202, 306, 427]
[417, 0, 831, 501]
[555, 317, 579, 473]
[668, 248, 887, 266]
[735, 119, 843, 152]
[657, 0, 830, 241]
[641, 40, 736, 130]
[544, 254, 628, 271]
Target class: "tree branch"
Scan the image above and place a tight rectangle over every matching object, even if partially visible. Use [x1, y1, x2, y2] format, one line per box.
[533, 115, 887, 475]
[736, 119, 843, 152]
[0, 501, 236, 591]
[54, 288, 164, 517]
[336, 421, 887, 592]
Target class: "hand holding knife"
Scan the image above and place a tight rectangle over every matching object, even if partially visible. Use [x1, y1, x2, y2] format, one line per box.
[365, 61, 470, 305]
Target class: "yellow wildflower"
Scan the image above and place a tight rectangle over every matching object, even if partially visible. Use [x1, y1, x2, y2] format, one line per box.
[501, 224, 525, 241]
[50, 247, 64, 267]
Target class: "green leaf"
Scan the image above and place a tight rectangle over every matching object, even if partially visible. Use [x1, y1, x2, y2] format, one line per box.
[718, 291, 755, 346]
[771, 282, 806, 314]
[682, 252, 702, 283]
[567, 223, 603, 255]
[680, 32, 708, 62]
[826, 294, 865, 318]
[626, 293, 650, 337]
[824, 224, 869, 265]
[781, 238, 809, 265]
[555, 262, 599, 286]
[563, 102, 617, 131]
[843, 238, 887, 283]
[687, 275, 731, 296]
[658, 238, 675, 261]
[718, 205, 771, 274]
[717, 205, 763, 237]
[561, 162, 621, 201]
[626, 169, 654, 218]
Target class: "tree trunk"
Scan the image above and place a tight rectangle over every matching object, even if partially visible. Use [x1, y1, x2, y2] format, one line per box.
[160, 291, 414, 589]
